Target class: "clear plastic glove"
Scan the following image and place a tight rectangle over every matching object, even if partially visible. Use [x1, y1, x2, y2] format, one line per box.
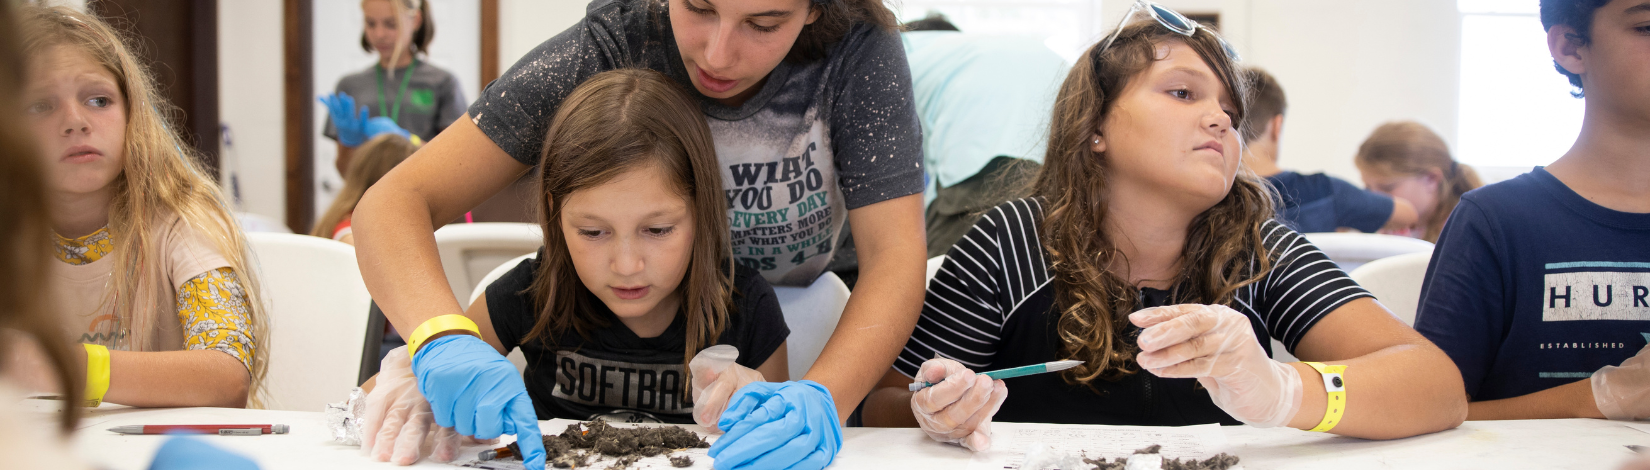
[1593, 343, 1650, 420]
[146, 437, 259, 470]
[411, 335, 545, 470]
[362, 346, 479, 465]
[690, 345, 765, 433]
[318, 93, 369, 147]
[708, 380, 841, 470]
[910, 357, 1007, 451]
[365, 116, 412, 141]
[1131, 304, 1302, 428]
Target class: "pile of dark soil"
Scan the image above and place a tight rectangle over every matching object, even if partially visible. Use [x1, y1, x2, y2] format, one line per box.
[1084, 445, 1241, 470]
[540, 421, 710, 469]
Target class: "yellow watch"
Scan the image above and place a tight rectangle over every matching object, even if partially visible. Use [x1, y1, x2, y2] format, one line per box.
[406, 314, 481, 359]
[1301, 361, 1346, 432]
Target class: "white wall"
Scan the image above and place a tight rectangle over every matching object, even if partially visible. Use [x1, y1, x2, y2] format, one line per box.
[218, 0, 286, 225]
[1142, 0, 1464, 185]
[311, 0, 482, 219]
[497, 0, 586, 72]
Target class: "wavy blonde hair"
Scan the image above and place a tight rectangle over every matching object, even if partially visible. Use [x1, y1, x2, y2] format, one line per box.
[1036, 21, 1275, 385]
[20, 6, 269, 407]
[0, 2, 81, 432]
[312, 134, 416, 238]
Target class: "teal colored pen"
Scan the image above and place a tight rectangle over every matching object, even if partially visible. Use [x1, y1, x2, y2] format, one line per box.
[908, 360, 1084, 391]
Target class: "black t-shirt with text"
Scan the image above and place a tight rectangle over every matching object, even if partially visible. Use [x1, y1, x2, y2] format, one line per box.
[486, 257, 788, 423]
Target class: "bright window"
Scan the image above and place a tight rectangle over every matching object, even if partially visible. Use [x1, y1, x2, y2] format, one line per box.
[1456, 0, 1584, 168]
[895, 0, 1103, 62]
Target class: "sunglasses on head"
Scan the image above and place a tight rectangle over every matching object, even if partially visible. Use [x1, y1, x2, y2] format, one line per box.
[1090, 0, 1241, 66]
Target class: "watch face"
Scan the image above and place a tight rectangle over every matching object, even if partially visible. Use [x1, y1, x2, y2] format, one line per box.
[588, 410, 665, 424]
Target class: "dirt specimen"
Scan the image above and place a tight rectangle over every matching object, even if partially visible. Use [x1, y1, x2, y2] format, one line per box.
[538, 421, 710, 468]
[669, 455, 694, 468]
[1084, 445, 1241, 470]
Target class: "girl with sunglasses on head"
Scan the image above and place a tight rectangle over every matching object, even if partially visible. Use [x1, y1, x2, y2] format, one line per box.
[863, 1, 1466, 449]
[350, 0, 927, 467]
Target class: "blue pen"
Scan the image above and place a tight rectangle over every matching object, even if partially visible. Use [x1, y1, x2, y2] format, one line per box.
[908, 360, 1085, 391]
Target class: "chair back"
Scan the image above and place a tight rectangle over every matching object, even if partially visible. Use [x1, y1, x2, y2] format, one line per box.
[926, 256, 946, 285]
[1301, 232, 1434, 272]
[468, 252, 539, 374]
[246, 233, 372, 411]
[1349, 251, 1435, 326]
[434, 223, 543, 305]
[772, 272, 852, 378]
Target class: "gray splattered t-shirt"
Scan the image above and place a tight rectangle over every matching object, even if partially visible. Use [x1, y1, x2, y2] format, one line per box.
[468, 0, 924, 287]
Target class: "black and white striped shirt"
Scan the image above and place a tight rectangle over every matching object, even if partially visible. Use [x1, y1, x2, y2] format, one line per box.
[896, 198, 1371, 425]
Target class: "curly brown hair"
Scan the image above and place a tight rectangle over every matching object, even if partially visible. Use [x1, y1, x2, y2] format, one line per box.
[1034, 20, 1276, 385]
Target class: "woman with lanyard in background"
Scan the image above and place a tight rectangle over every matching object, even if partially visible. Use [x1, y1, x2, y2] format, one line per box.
[320, 0, 465, 176]
[350, 0, 927, 468]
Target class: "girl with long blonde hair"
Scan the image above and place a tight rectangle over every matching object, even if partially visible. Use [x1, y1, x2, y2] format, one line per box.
[17, 6, 268, 408]
[1354, 120, 1482, 242]
[866, 1, 1465, 447]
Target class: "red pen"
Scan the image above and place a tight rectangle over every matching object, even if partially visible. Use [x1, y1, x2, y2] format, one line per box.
[107, 424, 290, 436]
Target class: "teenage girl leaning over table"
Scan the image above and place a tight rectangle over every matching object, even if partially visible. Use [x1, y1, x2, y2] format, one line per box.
[321, 0, 465, 174]
[7, 6, 269, 410]
[351, 0, 927, 468]
[863, 1, 1467, 449]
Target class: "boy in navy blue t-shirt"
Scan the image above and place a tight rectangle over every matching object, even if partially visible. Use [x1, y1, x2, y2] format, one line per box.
[1238, 68, 1418, 233]
[1415, 0, 1650, 421]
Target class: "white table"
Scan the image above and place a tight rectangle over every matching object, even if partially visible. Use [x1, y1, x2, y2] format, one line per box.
[45, 404, 1650, 469]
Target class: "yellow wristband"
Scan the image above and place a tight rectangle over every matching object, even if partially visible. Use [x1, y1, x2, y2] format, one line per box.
[82, 344, 110, 408]
[1301, 361, 1347, 432]
[406, 315, 481, 359]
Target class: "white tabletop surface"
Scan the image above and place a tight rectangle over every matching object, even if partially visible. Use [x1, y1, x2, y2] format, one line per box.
[42, 403, 1650, 470]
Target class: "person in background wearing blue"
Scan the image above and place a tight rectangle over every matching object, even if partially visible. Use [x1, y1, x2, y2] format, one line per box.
[350, 1, 929, 469]
[900, 14, 1069, 259]
[1414, 0, 1650, 421]
[321, 0, 466, 175]
[1238, 67, 1418, 235]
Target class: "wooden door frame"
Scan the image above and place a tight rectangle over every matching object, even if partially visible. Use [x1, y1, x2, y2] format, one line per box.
[283, 0, 313, 233]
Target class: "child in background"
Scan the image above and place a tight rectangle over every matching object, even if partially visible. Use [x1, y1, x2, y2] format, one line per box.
[311, 133, 416, 244]
[16, 6, 268, 408]
[358, 69, 791, 468]
[1414, 0, 1650, 421]
[322, 0, 464, 172]
[1353, 120, 1481, 242]
[1240, 67, 1419, 234]
[864, 4, 1465, 447]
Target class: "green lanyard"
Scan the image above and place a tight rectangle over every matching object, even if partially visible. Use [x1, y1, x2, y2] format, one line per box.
[375, 57, 419, 122]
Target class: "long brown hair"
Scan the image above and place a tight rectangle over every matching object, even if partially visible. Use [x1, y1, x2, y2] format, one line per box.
[525, 69, 733, 376]
[789, 0, 899, 62]
[1035, 20, 1274, 385]
[312, 134, 416, 238]
[1354, 121, 1481, 242]
[0, 2, 81, 433]
[20, 6, 269, 407]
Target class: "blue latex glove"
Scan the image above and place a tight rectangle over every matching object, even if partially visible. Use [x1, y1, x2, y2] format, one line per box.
[708, 380, 841, 470]
[412, 335, 545, 470]
[318, 92, 369, 147]
[146, 437, 259, 470]
[365, 116, 412, 141]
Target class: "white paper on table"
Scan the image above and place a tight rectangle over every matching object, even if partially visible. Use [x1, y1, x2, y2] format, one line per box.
[966, 422, 1227, 470]
[1623, 422, 1650, 436]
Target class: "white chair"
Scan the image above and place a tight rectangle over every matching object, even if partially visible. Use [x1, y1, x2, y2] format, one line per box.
[1349, 251, 1435, 326]
[773, 272, 851, 379]
[235, 212, 292, 234]
[925, 255, 946, 285]
[246, 233, 372, 412]
[435, 223, 543, 306]
[1301, 232, 1434, 272]
[468, 252, 539, 374]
